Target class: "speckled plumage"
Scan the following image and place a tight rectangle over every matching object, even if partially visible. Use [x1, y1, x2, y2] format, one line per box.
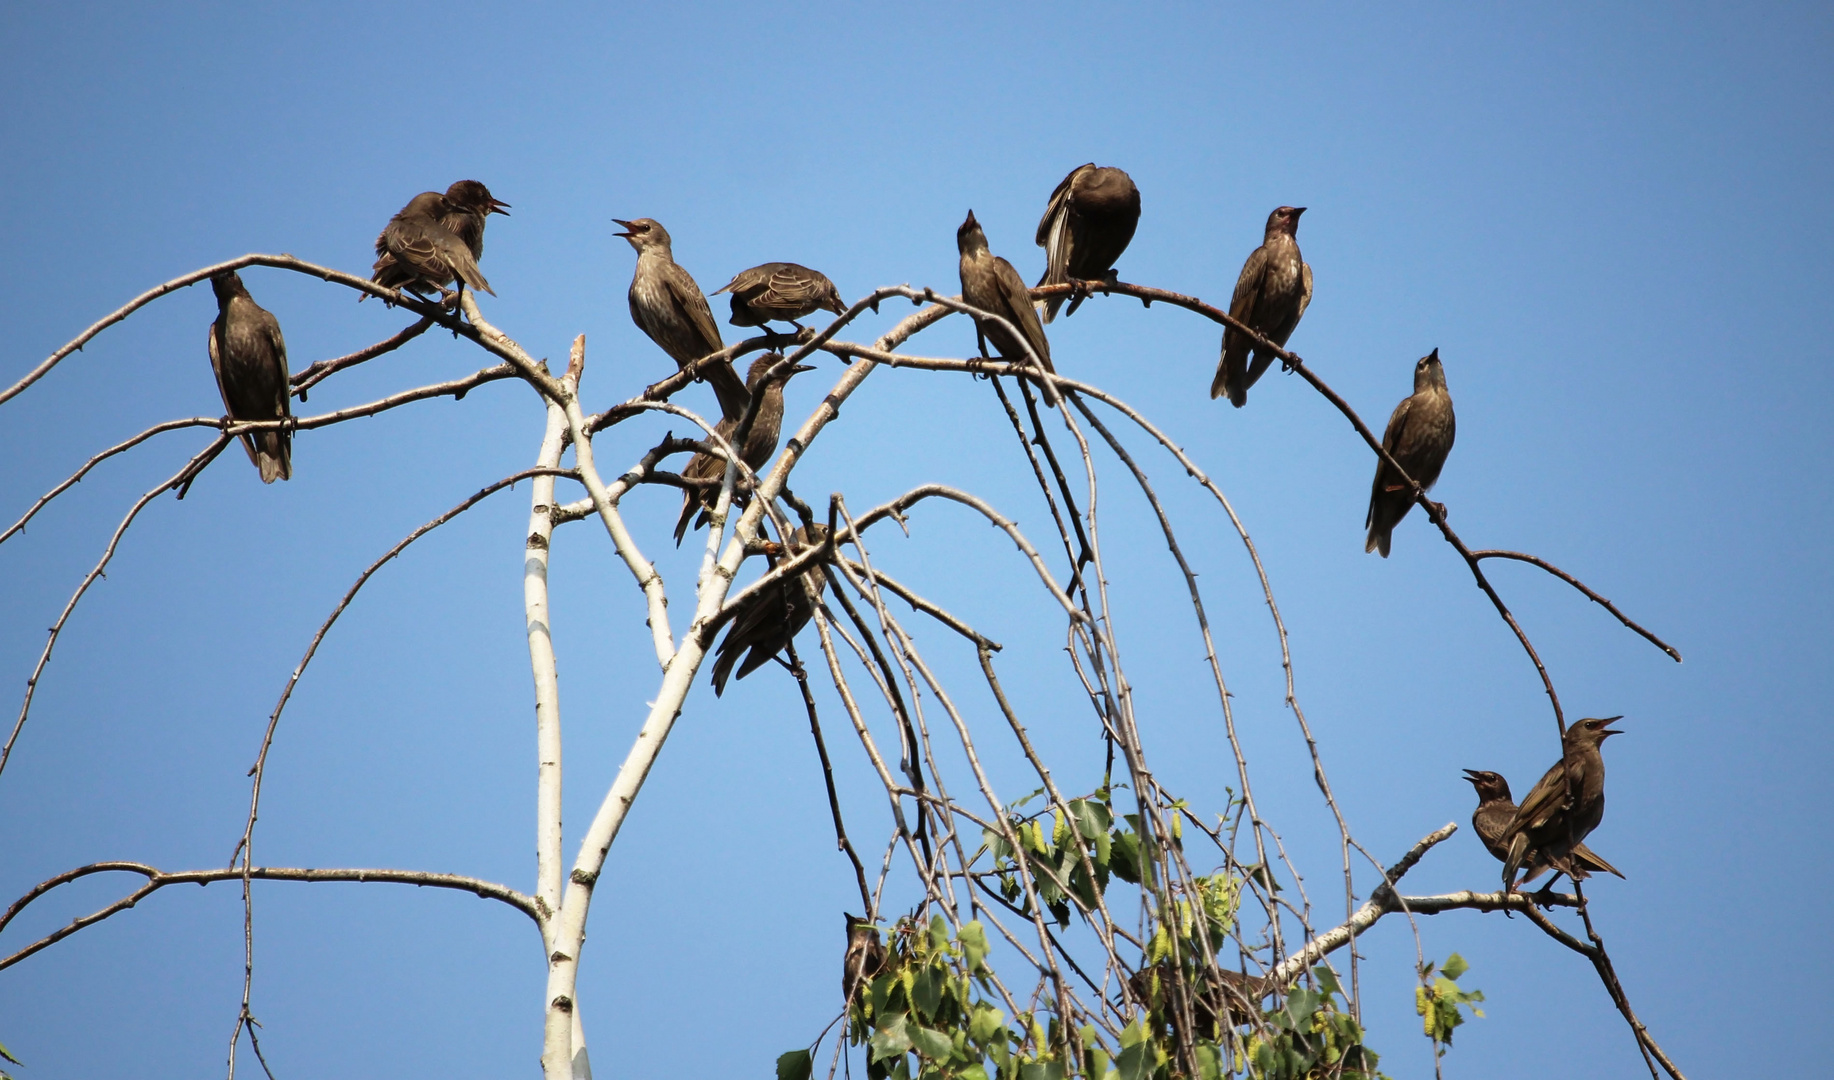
[710, 525, 829, 696]
[370, 190, 494, 298]
[672, 355, 813, 545]
[714, 262, 845, 329]
[1464, 769, 1622, 886]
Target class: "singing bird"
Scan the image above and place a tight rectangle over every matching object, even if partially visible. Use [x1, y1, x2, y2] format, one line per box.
[957, 210, 1057, 403]
[614, 217, 751, 424]
[1463, 769, 1623, 886]
[672, 354, 815, 545]
[207, 271, 292, 483]
[1502, 717, 1625, 891]
[1210, 205, 1312, 407]
[714, 262, 846, 331]
[368, 181, 508, 298]
[1034, 163, 1141, 322]
[370, 190, 495, 299]
[1364, 349, 1456, 557]
[842, 913, 888, 1008]
[709, 524, 830, 696]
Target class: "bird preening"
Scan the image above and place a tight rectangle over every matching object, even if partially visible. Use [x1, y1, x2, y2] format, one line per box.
[714, 262, 846, 333]
[1034, 163, 1141, 323]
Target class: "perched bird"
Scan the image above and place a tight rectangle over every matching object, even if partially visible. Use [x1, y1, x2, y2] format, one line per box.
[1129, 963, 1264, 1044]
[439, 180, 511, 260]
[1463, 769, 1623, 886]
[614, 217, 751, 423]
[369, 190, 494, 300]
[207, 271, 292, 483]
[1034, 163, 1141, 322]
[1209, 206, 1312, 407]
[842, 913, 888, 1008]
[709, 524, 830, 696]
[957, 210, 1057, 403]
[672, 354, 815, 545]
[713, 262, 846, 331]
[1502, 717, 1625, 891]
[1364, 349, 1456, 557]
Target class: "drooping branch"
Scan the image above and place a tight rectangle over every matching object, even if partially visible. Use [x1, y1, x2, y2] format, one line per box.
[0, 862, 540, 972]
[1472, 550, 1682, 662]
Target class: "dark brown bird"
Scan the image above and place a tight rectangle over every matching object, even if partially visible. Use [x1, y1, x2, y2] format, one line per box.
[369, 191, 494, 300]
[1034, 163, 1141, 322]
[1364, 349, 1456, 557]
[1463, 769, 1623, 886]
[1210, 205, 1312, 407]
[207, 271, 292, 483]
[614, 217, 751, 424]
[713, 262, 846, 331]
[672, 355, 814, 545]
[842, 913, 888, 1008]
[1128, 963, 1264, 1044]
[368, 181, 510, 296]
[1502, 717, 1625, 891]
[957, 210, 1057, 404]
[709, 524, 830, 696]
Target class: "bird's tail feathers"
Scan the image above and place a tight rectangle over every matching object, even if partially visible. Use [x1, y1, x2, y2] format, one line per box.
[672, 491, 698, 547]
[256, 430, 292, 484]
[1364, 523, 1391, 558]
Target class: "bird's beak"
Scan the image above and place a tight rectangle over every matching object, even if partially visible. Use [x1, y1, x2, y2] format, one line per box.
[611, 218, 634, 237]
[791, 364, 817, 374]
[490, 199, 511, 216]
[1461, 769, 1483, 781]
[1428, 347, 1440, 361]
[965, 209, 978, 227]
[1293, 207, 1308, 216]
[1599, 716, 1625, 738]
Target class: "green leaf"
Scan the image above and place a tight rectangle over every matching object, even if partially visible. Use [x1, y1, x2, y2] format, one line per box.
[958, 921, 990, 973]
[1440, 953, 1468, 981]
[871, 1014, 914, 1063]
[909, 1023, 954, 1061]
[969, 1003, 1007, 1046]
[983, 827, 1013, 862]
[959, 1065, 990, 1080]
[912, 966, 944, 1020]
[1314, 966, 1342, 998]
[1109, 831, 1141, 885]
[1069, 798, 1111, 840]
[0, 1043, 18, 1068]
[928, 914, 950, 954]
[777, 1049, 814, 1080]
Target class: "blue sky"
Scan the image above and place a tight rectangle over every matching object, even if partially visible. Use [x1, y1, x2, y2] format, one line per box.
[1, 3, 1829, 1077]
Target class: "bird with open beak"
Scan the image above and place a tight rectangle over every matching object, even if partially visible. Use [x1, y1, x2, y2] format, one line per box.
[614, 216, 752, 424]
[1501, 717, 1626, 891]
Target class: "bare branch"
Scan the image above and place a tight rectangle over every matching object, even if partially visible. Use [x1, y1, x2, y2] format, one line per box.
[1473, 550, 1682, 662]
[290, 316, 436, 399]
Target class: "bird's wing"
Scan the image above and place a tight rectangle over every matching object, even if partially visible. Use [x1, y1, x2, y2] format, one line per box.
[664, 262, 724, 354]
[713, 264, 768, 298]
[767, 264, 829, 308]
[259, 310, 291, 418]
[1228, 245, 1268, 327]
[206, 321, 232, 414]
[1036, 165, 1086, 248]
[993, 257, 1051, 368]
[1571, 841, 1626, 879]
[1506, 759, 1570, 836]
[1295, 261, 1314, 324]
[1366, 396, 1415, 528]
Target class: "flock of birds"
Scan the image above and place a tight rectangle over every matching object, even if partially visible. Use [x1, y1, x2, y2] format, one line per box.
[199, 164, 1617, 895]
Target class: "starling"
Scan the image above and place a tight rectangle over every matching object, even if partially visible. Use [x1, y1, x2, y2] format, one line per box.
[207, 271, 292, 483]
[713, 262, 846, 331]
[1502, 717, 1625, 891]
[1128, 963, 1264, 1044]
[1209, 206, 1312, 407]
[1463, 769, 1622, 886]
[1364, 349, 1456, 557]
[842, 913, 888, 1008]
[709, 524, 830, 696]
[369, 190, 494, 299]
[672, 355, 815, 545]
[957, 210, 1056, 403]
[1034, 163, 1141, 322]
[614, 217, 751, 423]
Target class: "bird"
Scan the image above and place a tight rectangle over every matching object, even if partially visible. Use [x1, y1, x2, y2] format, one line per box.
[709, 524, 830, 696]
[713, 262, 846, 332]
[1209, 205, 1312, 407]
[957, 210, 1057, 404]
[1128, 962, 1264, 1044]
[672, 354, 814, 546]
[1463, 769, 1623, 886]
[614, 217, 751, 424]
[1034, 163, 1141, 322]
[842, 913, 888, 1008]
[207, 271, 292, 483]
[1364, 349, 1456, 557]
[369, 190, 495, 300]
[1501, 717, 1625, 891]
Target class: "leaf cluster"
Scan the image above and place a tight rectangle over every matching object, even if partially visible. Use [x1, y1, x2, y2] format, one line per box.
[1414, 954, 1484, 1061]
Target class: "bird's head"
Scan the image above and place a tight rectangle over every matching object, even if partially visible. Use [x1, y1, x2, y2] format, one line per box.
[446, 180, 510, 216]
[209, 270, 248, 303]
[1462, 768, 1511, 802]
[1266, 205, 1306, 238]
[957, 210, 989, 255]
[1414, 347, 1446, 392]
[744, 352, 817, 390]
[612, 217, 670, 254]
[1568, 716, 1625, 748]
